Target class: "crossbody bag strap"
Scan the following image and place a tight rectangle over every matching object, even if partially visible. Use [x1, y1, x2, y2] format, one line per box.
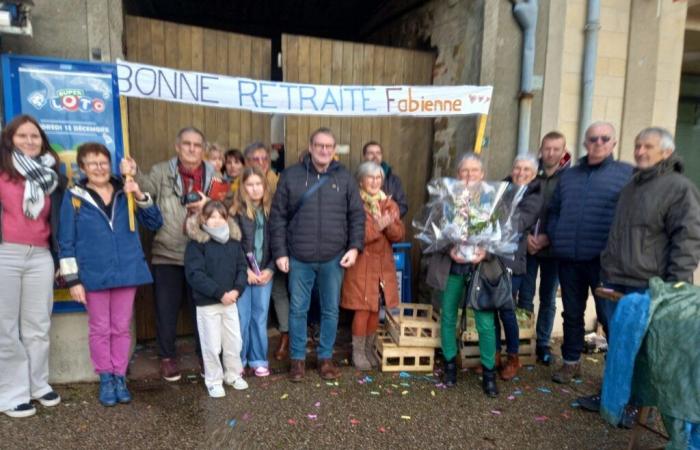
[288, 175, 330, 222]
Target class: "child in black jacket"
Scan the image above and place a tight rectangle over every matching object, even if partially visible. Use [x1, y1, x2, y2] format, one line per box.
[185, 201, 249, 398]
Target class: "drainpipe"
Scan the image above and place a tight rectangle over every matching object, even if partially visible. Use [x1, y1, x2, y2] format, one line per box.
[512, 0, 538, 156]
[576, 0, 600, 161]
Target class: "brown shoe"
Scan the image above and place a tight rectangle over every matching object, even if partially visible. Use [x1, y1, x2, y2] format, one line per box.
[318, 358, 341, 380]
[552, 360, 582, 384]
[289, 359, 305, 382]
[274, 332, 289, 361]
[499, 353, 521, 381]
[160, 358, 181, 382]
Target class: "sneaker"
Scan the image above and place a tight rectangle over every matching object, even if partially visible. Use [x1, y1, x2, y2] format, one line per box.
[160, 358, 181, 382]
[36, 391, 61, 407]
[552, 361, 582, 384]
[254, 366, 270, 377]
[577, 393, 601, 412]
[225, 377, 249, 391]
[619, 405, 639, 429]
[3, 403, 36, 418]
[536, 346, 554, 366]
[207, 384, 226, 398]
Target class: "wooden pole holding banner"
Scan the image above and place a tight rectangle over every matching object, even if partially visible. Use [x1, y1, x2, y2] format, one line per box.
[474, 114, 488, 155]
[119, 96, 136, 232]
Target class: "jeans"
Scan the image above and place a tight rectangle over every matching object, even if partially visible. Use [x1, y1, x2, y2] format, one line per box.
[152, 264, 200, 359]
[288, 255, 344, 360]
[86, 287, 137, 376]
[494, 308, 519, 354]
[558, 258, 611, 362]
[519, 255, 559, 349]
[599, 282, 647, 335]
[237, 281, 273, 368]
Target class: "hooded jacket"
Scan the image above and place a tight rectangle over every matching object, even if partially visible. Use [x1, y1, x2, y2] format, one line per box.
[136, 157, 217, 265]
[269, 154, 365, 263]
[381, 161, 408, 218]
[58, 177, 162, 292]
[184, 214, 247, 307]
[546, 155, 633, 262]
[601, 155, 700, 287]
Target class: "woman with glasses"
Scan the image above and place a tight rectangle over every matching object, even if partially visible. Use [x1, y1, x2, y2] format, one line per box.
[58, 142, 162, 407]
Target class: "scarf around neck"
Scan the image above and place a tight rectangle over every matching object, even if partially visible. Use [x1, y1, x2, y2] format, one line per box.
[202, 223, 230, 244]
[12, 149, 59, 219]
[360, 189, 387, 217]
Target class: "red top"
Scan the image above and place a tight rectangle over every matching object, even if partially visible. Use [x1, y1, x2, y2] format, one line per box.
[0, 174, 51, 248]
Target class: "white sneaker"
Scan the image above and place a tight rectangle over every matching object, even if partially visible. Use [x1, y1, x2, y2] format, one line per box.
[207, 384, 226, 398]
[226, 377, 248, 391]
[36, 391, 61, 407]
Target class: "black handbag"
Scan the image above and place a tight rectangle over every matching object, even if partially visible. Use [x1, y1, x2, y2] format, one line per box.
[465, 258, 514, 312]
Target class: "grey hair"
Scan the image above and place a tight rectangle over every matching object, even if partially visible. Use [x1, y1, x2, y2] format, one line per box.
[636, 127, 675, 152]
[243, 141, 268, 159]
[355, 160, 384, 182]
[513, 153, 538, 169]
[456, 152, 483, 172]
[176, 126, 205, 144]
[309, 127, 336, 145]
[586, 121, 616, 139]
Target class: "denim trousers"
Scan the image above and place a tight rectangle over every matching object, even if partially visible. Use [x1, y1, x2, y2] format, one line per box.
[288, 255, 344, 360]
[237, 281, 273, 368]
[558, 258, 613, 362]
[518, 254, 559, 348]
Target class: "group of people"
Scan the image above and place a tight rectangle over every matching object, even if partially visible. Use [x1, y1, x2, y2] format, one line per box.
[1, 112, 698, 419]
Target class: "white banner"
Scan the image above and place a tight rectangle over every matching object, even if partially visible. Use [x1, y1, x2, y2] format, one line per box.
[116, 59, 492, 117]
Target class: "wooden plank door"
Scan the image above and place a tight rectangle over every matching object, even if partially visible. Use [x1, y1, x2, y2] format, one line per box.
[124, 16, 273, 340]
[282, 34, 435, 299]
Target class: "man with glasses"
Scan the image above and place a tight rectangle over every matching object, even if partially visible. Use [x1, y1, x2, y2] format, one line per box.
[243, 141, 279, 193]
[120, 126, 216, 382]
[546, 121, 633, 384]
[270, 127, 365, 382]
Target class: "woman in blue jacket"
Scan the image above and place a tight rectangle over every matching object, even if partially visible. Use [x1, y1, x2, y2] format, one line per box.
[58, 143, 162, 407]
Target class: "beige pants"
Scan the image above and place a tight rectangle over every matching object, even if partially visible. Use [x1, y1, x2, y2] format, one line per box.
[0, 243, 54, 411]
[196, 302, 243, 389]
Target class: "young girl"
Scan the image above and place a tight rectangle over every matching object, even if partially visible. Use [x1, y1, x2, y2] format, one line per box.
[234, 167, 275, 377]
[185, 201, 249, 398]
[206, 143, 225, 175]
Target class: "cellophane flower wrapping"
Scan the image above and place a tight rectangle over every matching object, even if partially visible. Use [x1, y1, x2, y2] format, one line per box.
[412, 178, 526, 261]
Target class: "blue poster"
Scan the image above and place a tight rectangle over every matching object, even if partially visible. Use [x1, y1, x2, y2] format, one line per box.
[2, 54, 124, 313]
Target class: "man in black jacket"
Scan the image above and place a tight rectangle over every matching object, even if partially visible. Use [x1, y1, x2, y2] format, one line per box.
[576, 127, 700, 416]
[362, 141, 408, 217]
[270, 127, 365, 382]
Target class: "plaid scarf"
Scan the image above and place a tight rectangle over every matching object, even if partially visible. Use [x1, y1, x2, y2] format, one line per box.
[360, 189, 387, 217]
[12, 149, 58, 219]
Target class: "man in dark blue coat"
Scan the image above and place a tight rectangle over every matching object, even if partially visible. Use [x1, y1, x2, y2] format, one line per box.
[547, 121, 633, 384]
[270, 127, 365, 382]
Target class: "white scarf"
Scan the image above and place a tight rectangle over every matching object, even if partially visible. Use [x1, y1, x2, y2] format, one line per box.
[202, 223, 230, 244]
[12, 150, 59, 219]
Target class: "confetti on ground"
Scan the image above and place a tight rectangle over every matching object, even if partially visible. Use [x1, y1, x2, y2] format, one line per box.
[586, 357, 598, 363]
[400, 383, 411, 387]
[573, 379, 583, 384]
[326, 382, 335, 386]
[399, 372, 411, 378]
[280, 393, 289, 400]
[287, 419, 297, 425]
[431, 390, 436, 397]
[512, 377, 520, 382]
[242, 413, 252, 421]
[526, 366, 534, 371]
[350, 418, 361, 425]
[435, 383, 447, 389]
[401, 415, 411, 420]
[537, 387, 552, 394]
[507, 395, 515, 401]
[562, 412, 571, 419]
[370, 391, 380, 395]
[490, 410, 502, 416]
[314, 402, 321, 407]
[316, 383, 321, 387]
[307, 414, 317, 420]
[330, 391, 339, 396]
[227, 419, 237, 428]
[391, 384, 399, 388]
[570, 402, 580, 408]
[401, 390, 409, 396]
[379, 427, 387, 433]
[560, 388, 571, 394]
[534, 416, 549, 422]
[514, 389, 523, 396]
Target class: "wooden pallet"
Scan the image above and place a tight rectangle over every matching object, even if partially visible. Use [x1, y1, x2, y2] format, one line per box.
[385, 304, 440, 348]
[375, 331, 435, 372]
[458, 310, 536, 368]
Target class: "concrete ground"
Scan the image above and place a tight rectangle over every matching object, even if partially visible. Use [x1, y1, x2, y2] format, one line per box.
[0, 336, 667, 450]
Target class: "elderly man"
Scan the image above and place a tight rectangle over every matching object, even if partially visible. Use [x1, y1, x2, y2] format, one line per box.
[270, 127, 365, 381]
[362, 141, 408, 217]
[546, 121, 633, 384]
[518, 131, 571, 365]
[576, 127, 700, 414]
[243, 141, 279, 193]
[121, 127, 216, 382]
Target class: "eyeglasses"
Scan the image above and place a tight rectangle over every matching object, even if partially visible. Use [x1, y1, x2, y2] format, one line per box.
[312, 143, 335, 150]
[250, 156, 269, 162]
[84, 161, 111, 170]
[587, 135, 611, 144]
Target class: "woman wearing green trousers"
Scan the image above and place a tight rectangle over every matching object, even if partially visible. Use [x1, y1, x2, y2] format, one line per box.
[425, 153, 498, 397]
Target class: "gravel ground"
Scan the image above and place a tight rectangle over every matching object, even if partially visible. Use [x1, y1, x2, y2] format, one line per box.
[0, 352, 666, 450]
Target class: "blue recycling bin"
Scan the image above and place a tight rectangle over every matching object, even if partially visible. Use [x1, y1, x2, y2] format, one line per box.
[392, 242, 412, 302]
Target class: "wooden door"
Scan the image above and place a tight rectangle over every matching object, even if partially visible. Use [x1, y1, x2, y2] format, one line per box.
[282, 34, 435, 299]
[124, 16, 272, 340]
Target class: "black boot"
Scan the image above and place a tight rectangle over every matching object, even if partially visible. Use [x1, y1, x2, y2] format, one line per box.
[444, 358, 457, 387]
[481, 365, 498, 397]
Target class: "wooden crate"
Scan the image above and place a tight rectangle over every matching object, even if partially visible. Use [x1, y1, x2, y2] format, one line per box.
[385, 304, 441, 348]
[375, 331, 435, 372]
[459, 310, 536, 368]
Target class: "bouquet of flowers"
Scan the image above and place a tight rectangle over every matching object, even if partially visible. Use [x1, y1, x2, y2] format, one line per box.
[413, 178, 526, 261]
